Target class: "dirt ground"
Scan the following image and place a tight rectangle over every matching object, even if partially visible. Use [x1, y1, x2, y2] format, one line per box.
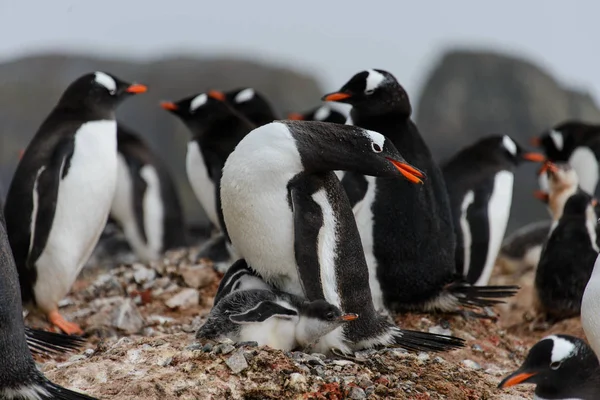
[28, 245, 583, 400]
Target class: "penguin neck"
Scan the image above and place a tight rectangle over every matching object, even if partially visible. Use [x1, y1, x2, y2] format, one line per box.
[53, 103, 115, 122]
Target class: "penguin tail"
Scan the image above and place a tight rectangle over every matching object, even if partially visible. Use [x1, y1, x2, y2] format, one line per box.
[448, 282, 520, 309]
[42, 380, 98, 400]
[25, 327, 86, 355]
[395, 329, 465, 352]
[4, 380, 97, 400]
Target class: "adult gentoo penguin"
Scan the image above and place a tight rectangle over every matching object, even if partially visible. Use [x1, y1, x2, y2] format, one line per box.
[442, 134, 545, 286]
[582, 251, 600, 367]
[110, 124, 187, 262]
[498, 334, 600, 399]
[288, 105, 347, 124]
[534, 191, 598, 322]
[197, 289, 358, 352]
[4, 71, 147, 335]
[0, 209, 97, 399]
[224, 87, 277, 126]
[220, 120, 464, 353]
[323, 69, 517, 314]
[531, 120, 600, 196]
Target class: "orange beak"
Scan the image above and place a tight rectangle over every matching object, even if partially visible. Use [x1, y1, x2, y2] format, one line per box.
[340, 313, 359, 321]
[530, 137, 541, 147]
[521, 152, 545, 162]
[386, 158, 425, 184]
[208, 90, 226, 101]
[538, 161, 559, 176]
[287, 112, 305, 121]
[533, 190, 549, 203]
[160, 101, 178, 111]
[322, 92, 352, 102]
[18, 149, 24, 160]
[125, 84, 148, 94]
[498, 371, 537, 388]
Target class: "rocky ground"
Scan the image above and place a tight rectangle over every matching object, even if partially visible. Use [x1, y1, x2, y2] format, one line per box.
[27, 244, 584, 400]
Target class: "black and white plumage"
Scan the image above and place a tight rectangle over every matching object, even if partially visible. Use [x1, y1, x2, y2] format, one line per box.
[224, 87, 277, 126]
[498, 335, 600, 399]
[212, 259, 272, 306]
[442, 134, 545, 286]
[582, 252, 600, 367]
[197, 289, 358, 352]
[532, 120, 600, 197]
[288, 105, 347, 124]
[496, 220, 552, 275]
[0, 209, 97, 400]
[220, 120, 464, 353]
[534, 191, 598, 322]
[323, 69, 517, 315]
[4, 72, 147, 335]
[110, 124, 187, 262]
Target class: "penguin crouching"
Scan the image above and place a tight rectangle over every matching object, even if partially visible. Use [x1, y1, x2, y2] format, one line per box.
[220, 120, 464, 353]
[111, 124, 187, 262]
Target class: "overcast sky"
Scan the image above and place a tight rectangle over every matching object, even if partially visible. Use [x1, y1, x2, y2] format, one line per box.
[1, 1, 599, 102]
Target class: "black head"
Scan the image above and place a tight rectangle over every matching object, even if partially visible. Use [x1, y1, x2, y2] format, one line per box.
[530, 120, 591, 161]
[161, 90, 232, 128]
[562, 191, 597, 216]
[322, 69, 411, 117]
[288, 105, 347, 124]
[283, 120, 426, 183]
[465, 135, 546, 166]
[302, 299, 358, 323]
[498, 335, 598, 395]
[224, 88, 277, 126]
[58, 71, 147, 112]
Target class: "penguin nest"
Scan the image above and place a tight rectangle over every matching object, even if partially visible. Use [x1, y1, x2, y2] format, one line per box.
[29, 246, 584, 399]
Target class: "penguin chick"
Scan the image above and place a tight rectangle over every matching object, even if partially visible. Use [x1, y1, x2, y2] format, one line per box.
[288, 105, 347, 124]
[534, 192, 599, 322]
[498, 334, 600, 399]
[212, 258, 273, 306]
[197, 289, 358, 352]
[535, 161, 580, 221]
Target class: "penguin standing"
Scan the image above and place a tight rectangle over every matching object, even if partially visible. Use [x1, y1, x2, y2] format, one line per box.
[582, 251, 600, 368]
[534, 191, 598, 322]
[220, 120, 464, 353]
[110, 124, 187, 262]
[4, 72, 147, 335]
[442, 134, 545, 286]
[0, 209, 97, 399]
[532, 121, 600, 196]
[288, 105, 347, 124]
[223, 87, 277, 126]
[498, 335, 600, 399]
[323, 69, 517, 314]
[197, 289, 358, 352]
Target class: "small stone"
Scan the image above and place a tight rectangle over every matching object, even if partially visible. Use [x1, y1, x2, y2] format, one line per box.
[185, 343, 203, 351]
[417, 352, 430, 362]
[347, 386, 367, 400]
[179, 265, 218, 289]
[226, 349, 249, 373]
[236, 341, 258, 348]
[84, 349, 95, 357]
[218, 338, 235, 345]
[165, 288, 200, 310]
[133, 267, 156, 285]
[288, 373, 307, 391]
[202, 343, 213, 353]
[111, 298, 144, 333]
[428, 325, 452, 336]
[158, 356, 173, 367]
[220, 344, 236, 355]
[311, 353, 327, 360]
[306, 355, 325, 366]
[462, 359, 482, 370]
[472, 344, 483, 352]
[357, 375, 373, 388]
[332, 360, 355, 367]
[68, 354, 87, 362]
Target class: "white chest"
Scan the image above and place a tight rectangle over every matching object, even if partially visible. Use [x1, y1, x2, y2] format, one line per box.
[238, 316, 298, 350]
[33, 120, 117, 310]
[186, 141, 218, 228]
[570, 147, 599, 195]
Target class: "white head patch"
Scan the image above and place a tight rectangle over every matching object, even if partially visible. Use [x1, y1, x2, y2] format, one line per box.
[502, 135, 518, 156]
[544, 335, 577, 362]
[94, 71, 117, 94]
[190, 94, 208, 112]
[365, 69, 386, 93]
[314, 106, 331, 121]
[234, 88, 255, 104]
[364, 129, 386, 150]
[549, 130, 564, 151]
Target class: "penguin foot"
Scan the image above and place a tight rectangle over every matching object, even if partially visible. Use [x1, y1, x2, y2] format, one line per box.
[48, 310, 83, 335]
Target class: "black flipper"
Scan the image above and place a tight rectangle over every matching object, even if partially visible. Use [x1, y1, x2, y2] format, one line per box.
[25, 327, 85, 355]
[229, 300, 298, 324]
[39, 378, 97, 399]
[395, 329, 465, 352]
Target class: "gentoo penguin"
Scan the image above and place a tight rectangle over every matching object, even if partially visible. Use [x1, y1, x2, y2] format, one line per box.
[0, 208, 97, 399]
[582, 251, 600, 366]
[220, 120, 464, 353]
[4, 72, 147, 335]
[498, 335, 600, 399]
[212, 259, 273, 306]
[534, 191, 598, 322]
[532, 120, 600, 196]
[224, 87, 277, 126]
[288, 105, 347, 124]
[110, 124, 187, 262]
[442, 134, 545, 286]
[197, 289, 358, 352]
[161, 91, 254, 246]
[496, 220, 552, 275]
[323, 69, 517, 314]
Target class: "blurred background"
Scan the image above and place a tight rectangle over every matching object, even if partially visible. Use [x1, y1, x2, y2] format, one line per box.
[1, 0, 599, 232]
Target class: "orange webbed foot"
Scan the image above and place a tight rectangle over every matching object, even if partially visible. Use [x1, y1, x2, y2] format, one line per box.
[47, 310, 83, 335]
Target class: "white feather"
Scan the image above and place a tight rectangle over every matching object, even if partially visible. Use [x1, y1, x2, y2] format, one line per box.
[190, 94, 208, 112]
[28, 166, 46, 254]
[502, 135, 517, 156]
[549, 130, 564, 151]
[94, 71, 116, 94]
[1, 384, 50, 400]
[314, 106, 331, 121]
[186, 141, 219, 228]
[365, 69, 386, 92]
[33, 120, 117, 313]
[140, 165, 164, 260]
[544, 335, 577, 362]
[234, 88, 255, 104]
[459, 191, 475, 277]
[569, 147, 599, 195]
[582, 254, 600, 358]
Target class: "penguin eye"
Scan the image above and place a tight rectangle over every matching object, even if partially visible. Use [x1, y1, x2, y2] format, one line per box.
[550, 361, 562, 370]
[326, 312, 335, 321]
[371, 143, 383, 153]
[365, 89, 375, 95]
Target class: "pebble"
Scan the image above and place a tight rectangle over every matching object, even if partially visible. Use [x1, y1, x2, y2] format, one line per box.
[428, 325, 452, 336]
[185, 343, 203, 351]
[347, 386, 367, 400]
[356, 375, 373, 388]
[158, 356, 173, 367]
[133, 266, 156, 285]
[219, 344, 236, 355]
[288, 373, 307, 392]
[462, 359, 482, 370]
[417, 353, 430, 362]
[472, 344, 484, 352]
[165, 288, 200, 309]
[332, 360, 355, 367]
[111, 298, 145, 333]
[180, 265, 217, 289]
[236, 341, 258, 348]
[202, 343, 213, 353]
[226, 349, 249, 374]
[218, 338, 235, 345]
[84, 349, 95, 357]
